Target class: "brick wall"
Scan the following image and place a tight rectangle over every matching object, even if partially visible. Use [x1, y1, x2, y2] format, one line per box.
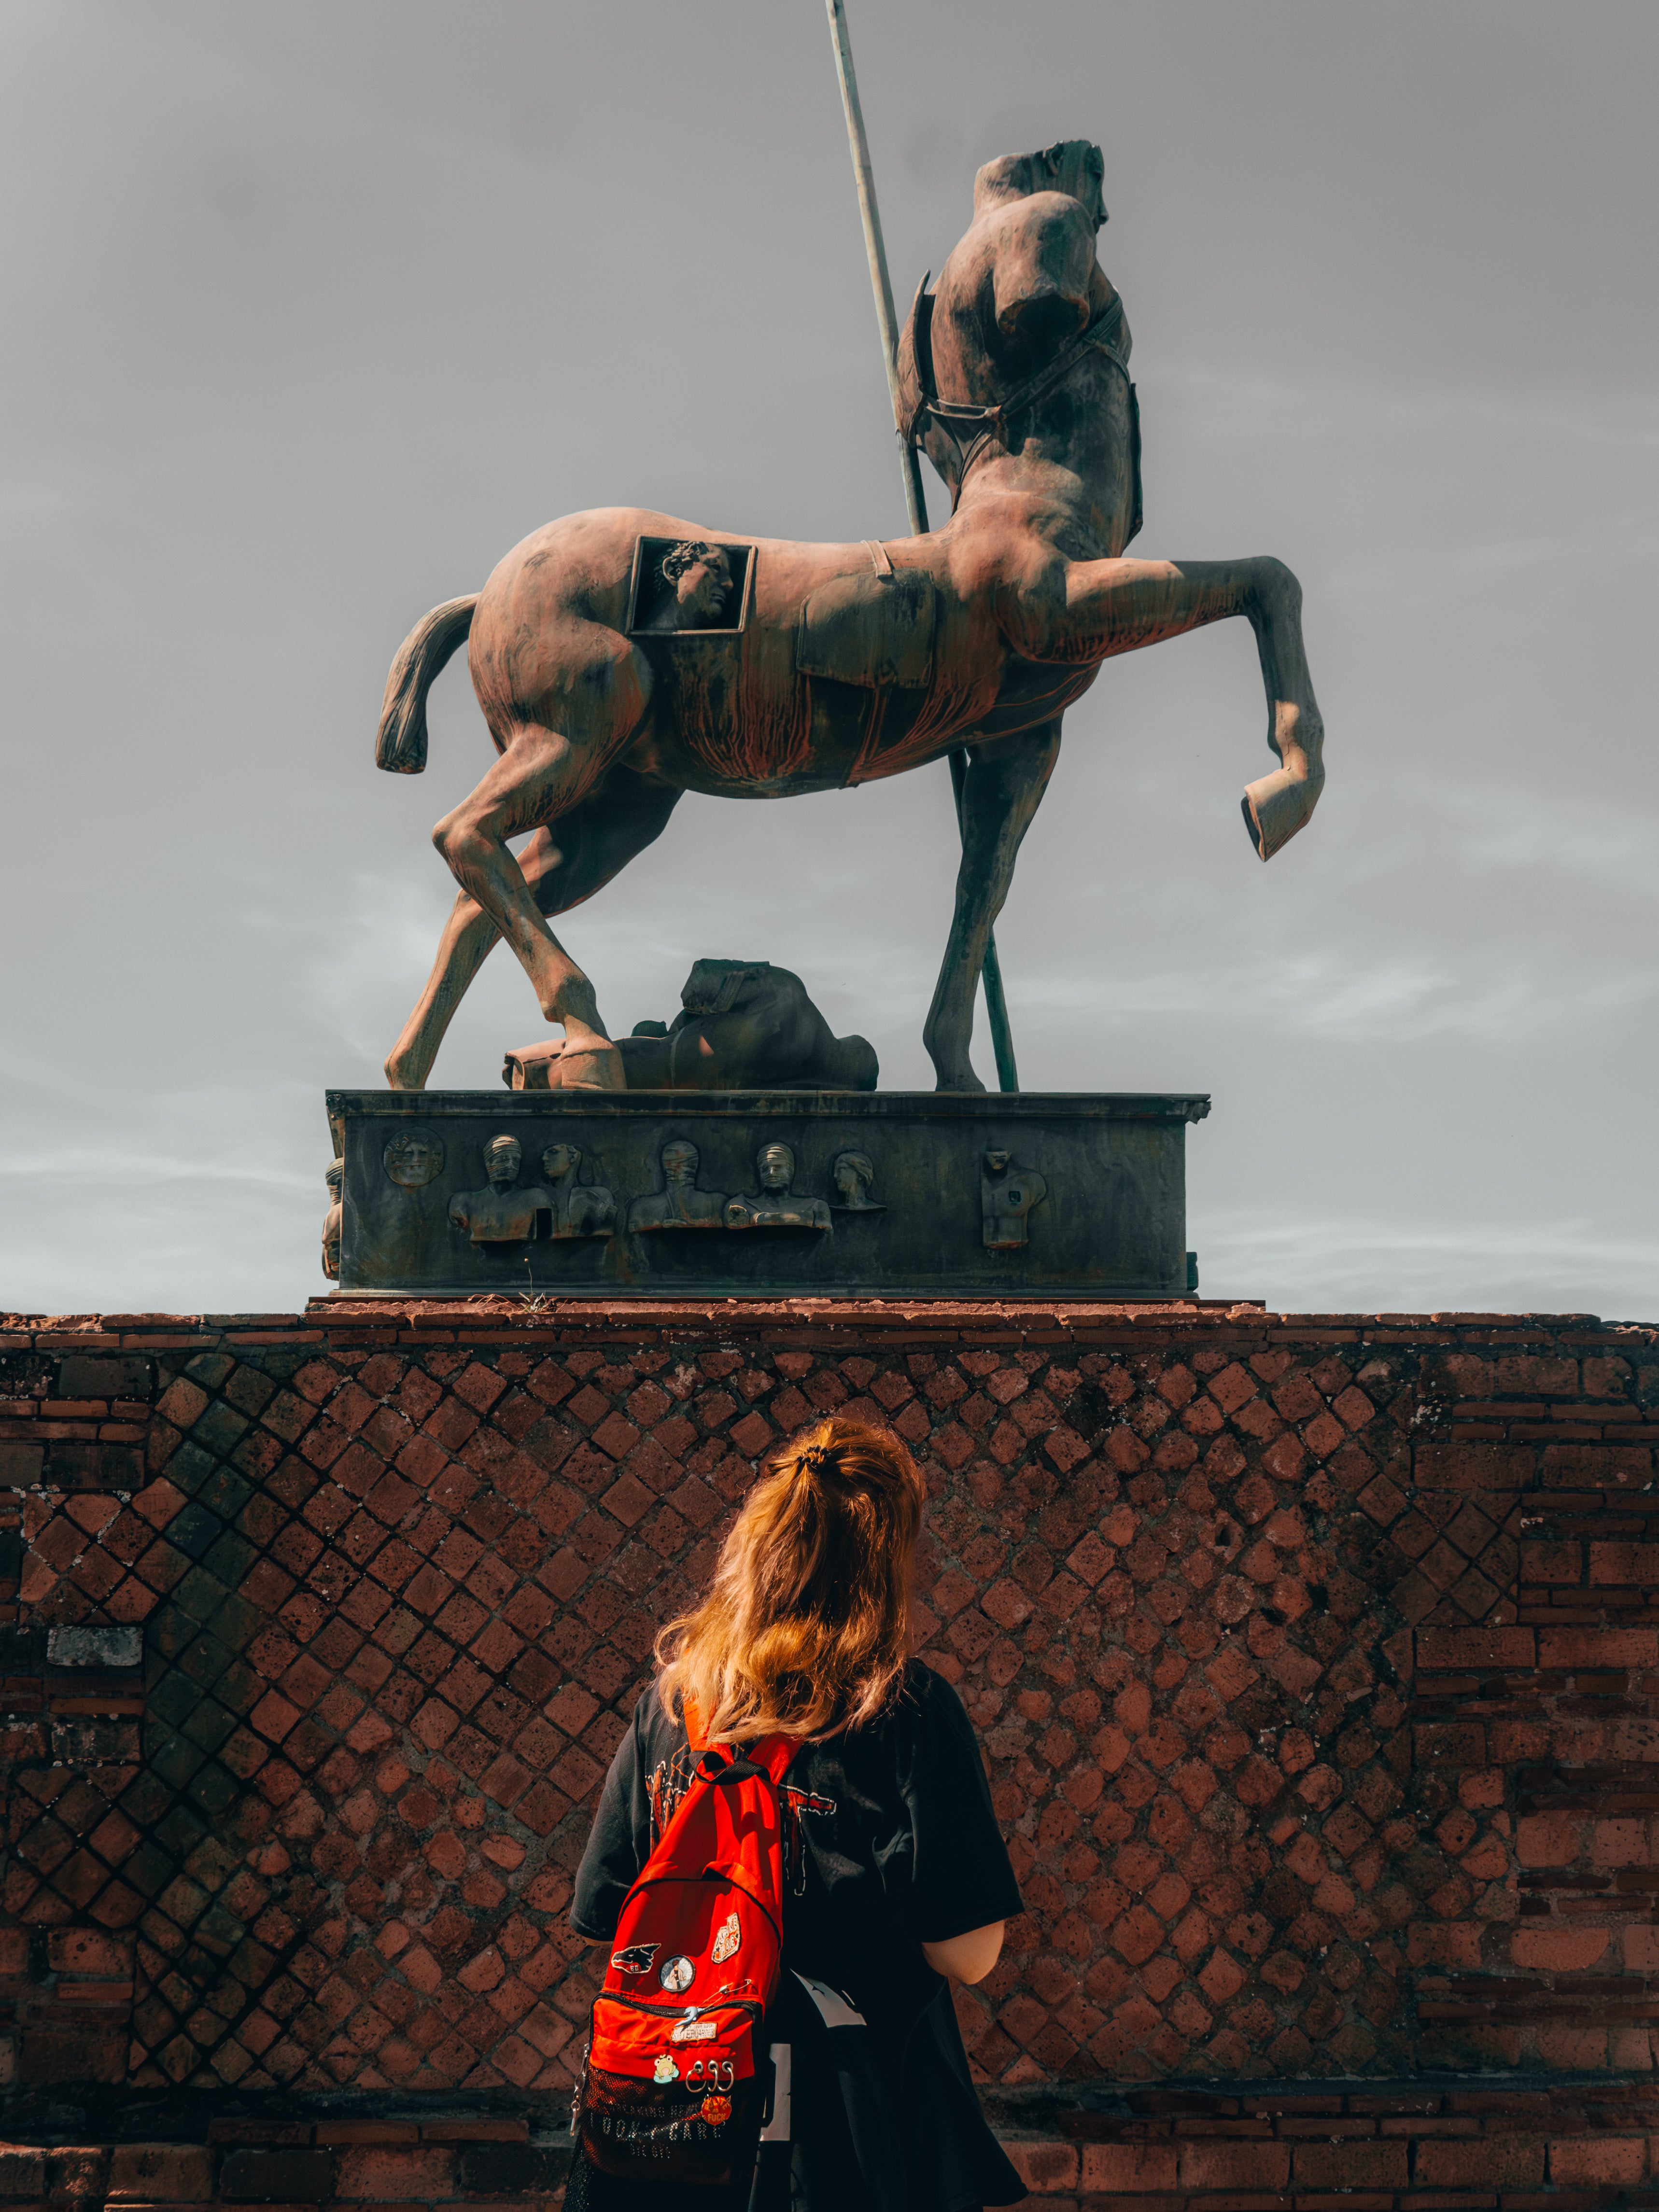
[4, 1296, 1659, 2209]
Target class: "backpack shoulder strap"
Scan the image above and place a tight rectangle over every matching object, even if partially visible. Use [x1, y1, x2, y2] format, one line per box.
[680, 1693, 799, 1786]
[749, 1733, 800, 1785]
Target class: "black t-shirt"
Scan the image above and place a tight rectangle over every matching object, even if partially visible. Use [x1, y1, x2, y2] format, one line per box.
[571, 1660, 1025, 2211]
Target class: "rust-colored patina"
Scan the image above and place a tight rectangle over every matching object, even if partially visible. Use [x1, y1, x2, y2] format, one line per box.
[377, 141, 1324, 1095]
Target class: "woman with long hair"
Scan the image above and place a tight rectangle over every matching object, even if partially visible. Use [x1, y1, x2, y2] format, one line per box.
[571, 1416, 1025, 2211]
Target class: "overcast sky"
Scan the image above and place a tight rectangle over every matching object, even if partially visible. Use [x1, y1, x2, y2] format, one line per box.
[2, 0, 1655, 1320]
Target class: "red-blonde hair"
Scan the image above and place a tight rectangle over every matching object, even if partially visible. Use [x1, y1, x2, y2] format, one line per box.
[654, 1418, 926, 1744]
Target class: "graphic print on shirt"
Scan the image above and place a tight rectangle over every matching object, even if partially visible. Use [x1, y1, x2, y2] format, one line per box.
[781, 1783, 838, 1895]
[648, 1744, 836, 1892]
[647, 1743, 699, 1846]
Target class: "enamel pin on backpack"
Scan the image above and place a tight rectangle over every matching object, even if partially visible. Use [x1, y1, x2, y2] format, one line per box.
[574, 1701, 797, 2186]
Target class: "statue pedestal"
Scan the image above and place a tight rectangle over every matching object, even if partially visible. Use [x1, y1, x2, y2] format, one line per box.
[327, 1087, 1209, 1300]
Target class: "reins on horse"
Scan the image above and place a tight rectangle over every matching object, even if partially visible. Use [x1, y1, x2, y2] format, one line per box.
[904, 286, 1138, 518]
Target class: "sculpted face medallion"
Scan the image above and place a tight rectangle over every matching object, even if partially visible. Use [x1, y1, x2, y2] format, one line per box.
[383, 1128, 445, 1189]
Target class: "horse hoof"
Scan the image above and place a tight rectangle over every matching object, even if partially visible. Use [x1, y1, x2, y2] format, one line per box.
[552, 1040, 627, 1092]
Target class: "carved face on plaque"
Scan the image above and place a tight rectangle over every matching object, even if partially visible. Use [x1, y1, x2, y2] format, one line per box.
[542, 1143, 581, 1183]
[757, 1142, 795, 1194]
[383, 1129, 446, 1189]
[831, 1150, 882, 1211]
[662, 1140, 700, 1186]
[484, 1134, 522, 1189]
[660, 541, 732, 627]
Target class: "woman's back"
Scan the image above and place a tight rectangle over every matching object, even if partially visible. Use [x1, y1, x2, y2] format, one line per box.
[568, 1421, 1025, 2212]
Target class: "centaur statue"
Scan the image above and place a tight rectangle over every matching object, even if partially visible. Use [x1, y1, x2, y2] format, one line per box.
[376, 140, 1324, 1093]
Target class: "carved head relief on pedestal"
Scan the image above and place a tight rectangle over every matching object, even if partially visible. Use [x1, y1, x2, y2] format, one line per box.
[485, 1134, 522, 1186]
[322, 1161, 344, 1282]
[982, 1148, 1048, 1250]
[447, 1134, 550, 1246]
[626, 1137, 729, 1232]
[383, 1127, 446, 1189]
[538, 1142, 618, 1240]
[724, 1141, 832, 1233]
[830, 1150, 884, 1213]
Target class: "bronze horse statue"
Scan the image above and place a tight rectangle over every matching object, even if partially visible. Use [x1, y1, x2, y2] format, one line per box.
[376, 139, 1325, 1093]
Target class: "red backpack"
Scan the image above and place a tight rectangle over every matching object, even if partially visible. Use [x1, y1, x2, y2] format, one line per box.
[575, 1700, 797, 2187]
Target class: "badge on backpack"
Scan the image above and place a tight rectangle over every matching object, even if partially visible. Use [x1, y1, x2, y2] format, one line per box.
[610, 1942, 658, 1975]
[659, 1954, 695, 1993]
[711, 1911, 741, 1962]
[652, 2054, 679, 2084]
[701, 2094, 731, 2126]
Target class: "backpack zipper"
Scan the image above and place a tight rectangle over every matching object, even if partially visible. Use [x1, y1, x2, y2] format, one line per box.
[595, 1992, 762, 2027]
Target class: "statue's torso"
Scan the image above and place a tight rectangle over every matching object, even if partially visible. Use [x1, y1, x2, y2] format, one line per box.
[468, 189, 1136, 792]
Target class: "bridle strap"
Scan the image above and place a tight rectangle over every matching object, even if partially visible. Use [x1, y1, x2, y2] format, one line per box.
[908, 291, 1132, 507]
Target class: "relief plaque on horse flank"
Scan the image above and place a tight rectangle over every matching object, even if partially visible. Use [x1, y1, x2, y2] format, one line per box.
[626, 538, 755, 637]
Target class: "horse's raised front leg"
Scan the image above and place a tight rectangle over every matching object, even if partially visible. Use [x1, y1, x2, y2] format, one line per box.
[1006, 555, 1324, 860]
[924, 721, 1062, 1092]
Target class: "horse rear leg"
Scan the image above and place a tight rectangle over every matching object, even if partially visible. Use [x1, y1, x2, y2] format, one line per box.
[390, 777, 681, 1090]
[386, 826, 566, 1090]
[430, 716, 635, 1085]
[924, 721, 1062, 1092]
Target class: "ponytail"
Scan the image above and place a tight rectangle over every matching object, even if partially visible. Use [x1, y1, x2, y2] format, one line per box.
[654, 1418, 925, 1743]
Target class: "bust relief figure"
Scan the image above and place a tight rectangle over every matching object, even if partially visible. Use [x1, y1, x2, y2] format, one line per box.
[322, 1161, 344, 1280]
[830, 1150, 884, 1213]
[448, 1134, 550, 1245]
[540, 1142, 616, 1239]
[626, 1138, 729, 1232]
[725, 1142, 832, 1232]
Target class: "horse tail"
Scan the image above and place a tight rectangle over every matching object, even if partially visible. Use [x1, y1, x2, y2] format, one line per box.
[375, 594, 479, 773]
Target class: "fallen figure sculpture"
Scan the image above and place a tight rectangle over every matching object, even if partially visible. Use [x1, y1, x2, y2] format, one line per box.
[502, 958, 877, 1093]
[376, 138, 1325, 1095]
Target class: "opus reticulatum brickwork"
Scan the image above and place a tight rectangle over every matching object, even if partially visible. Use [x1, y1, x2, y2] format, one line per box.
[4, 1295, 1659, 2211]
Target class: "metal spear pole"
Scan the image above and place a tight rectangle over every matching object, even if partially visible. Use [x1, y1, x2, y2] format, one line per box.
[823, 0, 1020, 1093]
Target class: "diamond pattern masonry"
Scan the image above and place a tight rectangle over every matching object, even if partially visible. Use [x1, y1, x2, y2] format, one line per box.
[3, 1300, 1657, 2107]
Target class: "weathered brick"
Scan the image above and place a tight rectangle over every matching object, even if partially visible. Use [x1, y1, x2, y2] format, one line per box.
[1177, 2142, 1290, 2189]
[219, 2149, 334, 2200]
[12, 1302, 1657, 2111]
[1079, 2143, 1179, 2191]
[107, 2145, 212, 2200]
[1292, 2141, 1408, 2188]
[1548, 2138, 1646, 2185]
[1417, 2137, 1546, 2187]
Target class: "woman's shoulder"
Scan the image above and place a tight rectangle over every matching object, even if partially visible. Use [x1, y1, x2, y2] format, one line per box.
[630, 1677, 687, 1758]
[883, 1659, 979, 1750]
